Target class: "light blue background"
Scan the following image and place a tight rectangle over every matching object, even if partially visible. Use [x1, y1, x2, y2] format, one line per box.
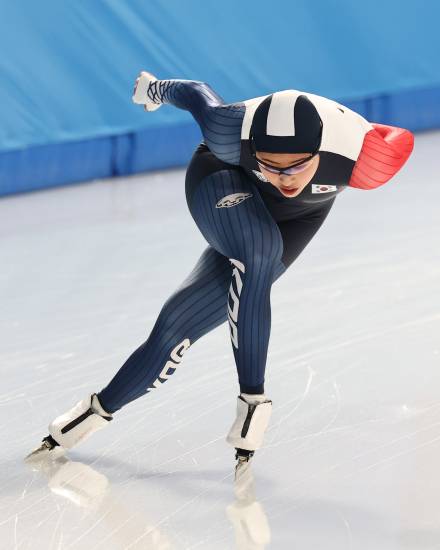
[1, 0, 439, 194]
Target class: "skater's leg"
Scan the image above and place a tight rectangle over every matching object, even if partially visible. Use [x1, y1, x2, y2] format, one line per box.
[187, 169, 336, 463]
[228, 202, 337, 464]
[187, 169, 286, 395]
[26, 246, 233, 458]
[97, 246, 232, 413]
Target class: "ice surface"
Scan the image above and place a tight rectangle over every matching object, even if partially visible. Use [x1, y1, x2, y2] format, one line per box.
[1, 131, 439, 549]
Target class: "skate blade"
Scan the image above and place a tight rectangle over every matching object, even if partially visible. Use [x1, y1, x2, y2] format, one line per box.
[234, 459, 256, 501]
[25, 442, 65, 463]
[234, 457, 252, 481]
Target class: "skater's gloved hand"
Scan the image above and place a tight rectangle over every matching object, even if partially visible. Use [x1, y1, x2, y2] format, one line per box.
[132, 71, 162, 111]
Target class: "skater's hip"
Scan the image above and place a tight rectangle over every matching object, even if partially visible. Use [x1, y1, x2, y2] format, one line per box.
[185, 142, 244, 208]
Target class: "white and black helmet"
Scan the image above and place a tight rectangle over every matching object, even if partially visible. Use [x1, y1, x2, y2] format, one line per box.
[250, 91, 323, 154]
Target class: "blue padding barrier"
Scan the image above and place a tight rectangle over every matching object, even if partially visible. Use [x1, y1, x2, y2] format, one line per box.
[1, 0, 440, 196]
[0, 122, 203, 196]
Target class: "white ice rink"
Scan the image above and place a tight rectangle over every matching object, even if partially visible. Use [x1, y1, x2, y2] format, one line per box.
[1, 131, 440, 549]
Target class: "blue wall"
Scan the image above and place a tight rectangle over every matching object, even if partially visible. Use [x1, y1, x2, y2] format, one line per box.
[1, 0, 439, 196]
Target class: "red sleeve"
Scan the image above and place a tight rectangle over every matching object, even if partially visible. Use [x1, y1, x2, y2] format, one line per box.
[349, 123, 414, 190]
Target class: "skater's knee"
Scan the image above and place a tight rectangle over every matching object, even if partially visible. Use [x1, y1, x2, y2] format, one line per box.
[229, 253, 281, 289]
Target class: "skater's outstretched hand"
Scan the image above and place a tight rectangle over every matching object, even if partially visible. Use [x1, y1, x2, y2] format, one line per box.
[132, 71, 162, 111]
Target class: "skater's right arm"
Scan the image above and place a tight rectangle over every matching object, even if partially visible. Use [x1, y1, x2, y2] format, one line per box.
[132, 72, 243, 165]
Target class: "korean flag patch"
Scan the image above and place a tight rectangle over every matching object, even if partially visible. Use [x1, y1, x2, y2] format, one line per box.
[312, 184, 337, 194]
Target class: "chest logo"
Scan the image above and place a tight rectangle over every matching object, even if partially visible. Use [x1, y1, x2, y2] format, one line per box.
[216, 193, 253, 208]
[312, 184, 337, 194]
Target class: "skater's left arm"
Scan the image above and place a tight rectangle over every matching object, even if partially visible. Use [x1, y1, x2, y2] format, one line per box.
[132, 72, 243, 165]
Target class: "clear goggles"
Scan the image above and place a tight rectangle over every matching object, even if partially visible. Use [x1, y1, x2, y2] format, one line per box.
[255, 154, 316, 175]
[249, 124, 322, 176]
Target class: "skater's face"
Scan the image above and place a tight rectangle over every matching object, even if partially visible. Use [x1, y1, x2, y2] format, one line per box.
[255, 152, 320, 198]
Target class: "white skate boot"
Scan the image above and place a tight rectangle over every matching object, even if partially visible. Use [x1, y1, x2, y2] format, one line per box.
[132, 71, 163, 111]
[226, 393, 272, 479]
[25, 393, 113, 461]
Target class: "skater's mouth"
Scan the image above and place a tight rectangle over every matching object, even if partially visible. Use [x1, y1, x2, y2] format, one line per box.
[279, 185, 299, 196]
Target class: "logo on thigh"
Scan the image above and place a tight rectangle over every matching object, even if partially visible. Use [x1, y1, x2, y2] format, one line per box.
[147, 339, 191, 392]
[216, 193, 253, 208]
[228, 259, 245, 349]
